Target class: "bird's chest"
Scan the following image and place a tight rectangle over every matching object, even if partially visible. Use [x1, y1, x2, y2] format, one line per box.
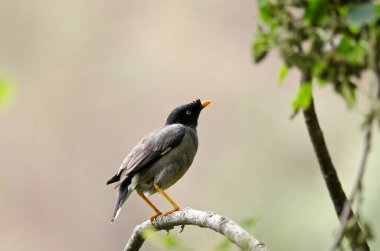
[159, 132, 198, 173]
[138, 131, 198, 192]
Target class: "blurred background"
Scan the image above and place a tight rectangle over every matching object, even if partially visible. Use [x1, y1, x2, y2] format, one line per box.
[0, 1, 379, 251]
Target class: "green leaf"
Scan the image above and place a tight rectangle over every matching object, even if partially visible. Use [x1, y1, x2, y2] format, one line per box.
[346, 2, 377, 27]
[304, 0, 327, 25]
[252, 28, 271, 63]
[348, 24, 361, 34]
[375, 4, 380, 18]
[257, 0, 272, 24]
[278, 64, 289, 83]
[0, 75, 14, 109]
[341, 81, 356, 108]
[312, 61, 327, 77]
[336, 35, 366, 64]
[252, 40, 268, 63]
[349, 40, 366, 64]
[292, 81, 312, 110]
[337, 35, 353, 55]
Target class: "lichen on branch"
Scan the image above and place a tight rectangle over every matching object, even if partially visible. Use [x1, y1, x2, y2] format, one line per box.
[124, 207, 269, 251]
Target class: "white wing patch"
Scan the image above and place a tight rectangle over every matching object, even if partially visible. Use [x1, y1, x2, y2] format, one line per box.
[160, 147, 172, 156]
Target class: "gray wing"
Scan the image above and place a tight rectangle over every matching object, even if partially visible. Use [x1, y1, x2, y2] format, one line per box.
[118, 124, 186, 176]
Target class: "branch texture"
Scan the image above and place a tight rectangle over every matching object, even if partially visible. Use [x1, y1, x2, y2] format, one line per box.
[328, 45, 380, 250]
[124, 207, 269, 251]
[300, 75, 369, 250]
[327, 120, 373, 251]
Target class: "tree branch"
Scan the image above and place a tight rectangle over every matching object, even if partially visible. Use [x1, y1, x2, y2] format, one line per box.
[327, 39, 380, 250]
[327, 117, 373, 251]
[300, 75, 369, 250]
[124, 207, 269, 251]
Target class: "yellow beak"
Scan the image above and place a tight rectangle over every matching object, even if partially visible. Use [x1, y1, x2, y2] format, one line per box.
[201, 100, 212, 108]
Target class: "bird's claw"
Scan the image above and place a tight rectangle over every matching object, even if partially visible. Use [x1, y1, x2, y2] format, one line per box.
[149, 211, 163, 223]
[162, 207, 180, 216]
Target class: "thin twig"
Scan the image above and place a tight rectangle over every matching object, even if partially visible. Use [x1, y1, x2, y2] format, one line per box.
[327, 45, 380, 250]
[300, 74, 369, 251]
[124, 207, 269, 251]
[327, 120, 373, 251]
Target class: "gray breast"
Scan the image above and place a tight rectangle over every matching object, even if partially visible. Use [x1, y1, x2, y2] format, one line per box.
[135, 127, 198, 194]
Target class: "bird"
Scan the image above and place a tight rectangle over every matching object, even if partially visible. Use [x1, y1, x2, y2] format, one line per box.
[107, 99, 212, 222]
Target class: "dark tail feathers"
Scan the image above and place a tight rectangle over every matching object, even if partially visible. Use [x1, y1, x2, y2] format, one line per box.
[106, 173, 121, 185]
[111, 176, 133, 222]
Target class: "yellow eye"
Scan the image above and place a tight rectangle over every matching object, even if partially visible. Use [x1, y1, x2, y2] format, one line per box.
[186, 110, 192, 115]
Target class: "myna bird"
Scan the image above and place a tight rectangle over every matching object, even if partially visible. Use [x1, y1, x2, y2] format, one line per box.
[107, 99, 212, 222]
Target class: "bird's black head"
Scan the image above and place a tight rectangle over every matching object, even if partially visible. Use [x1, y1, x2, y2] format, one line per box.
[165, 99, 212, 128]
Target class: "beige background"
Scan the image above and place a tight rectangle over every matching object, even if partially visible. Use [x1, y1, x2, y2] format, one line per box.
[0, 1, 379, 250]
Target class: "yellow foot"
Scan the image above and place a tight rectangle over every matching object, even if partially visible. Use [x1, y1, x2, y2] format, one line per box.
[149, 211, 162, 223]
[162, 207, 180, 216]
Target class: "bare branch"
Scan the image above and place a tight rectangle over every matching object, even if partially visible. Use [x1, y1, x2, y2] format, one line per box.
[124, 207, 269, 251]
[327, 41, 380, 250]
[300, 74, 369, 250]
[327, 120, 373, 251]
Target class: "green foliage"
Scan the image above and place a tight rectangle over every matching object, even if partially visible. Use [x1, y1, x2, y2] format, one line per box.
[257, 0, 273, 24]
[253, 1, 380, 109]
[239, 217, 257, 233]
[341, 81, 356, 108]
[143, 228, 193, 251]
[254, 1, 378, 249]
[213, 238, 232, 251]
[252, 27, 273, 63]
[0, 75, 14, 109]
[304, 0, 328, 25]
[278, 64, 289, 83]
[292, 81, 312, 110]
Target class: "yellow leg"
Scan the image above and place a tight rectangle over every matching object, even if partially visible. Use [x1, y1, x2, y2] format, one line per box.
[137, 191, 162, 222]
[154, 183, 180, 216]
